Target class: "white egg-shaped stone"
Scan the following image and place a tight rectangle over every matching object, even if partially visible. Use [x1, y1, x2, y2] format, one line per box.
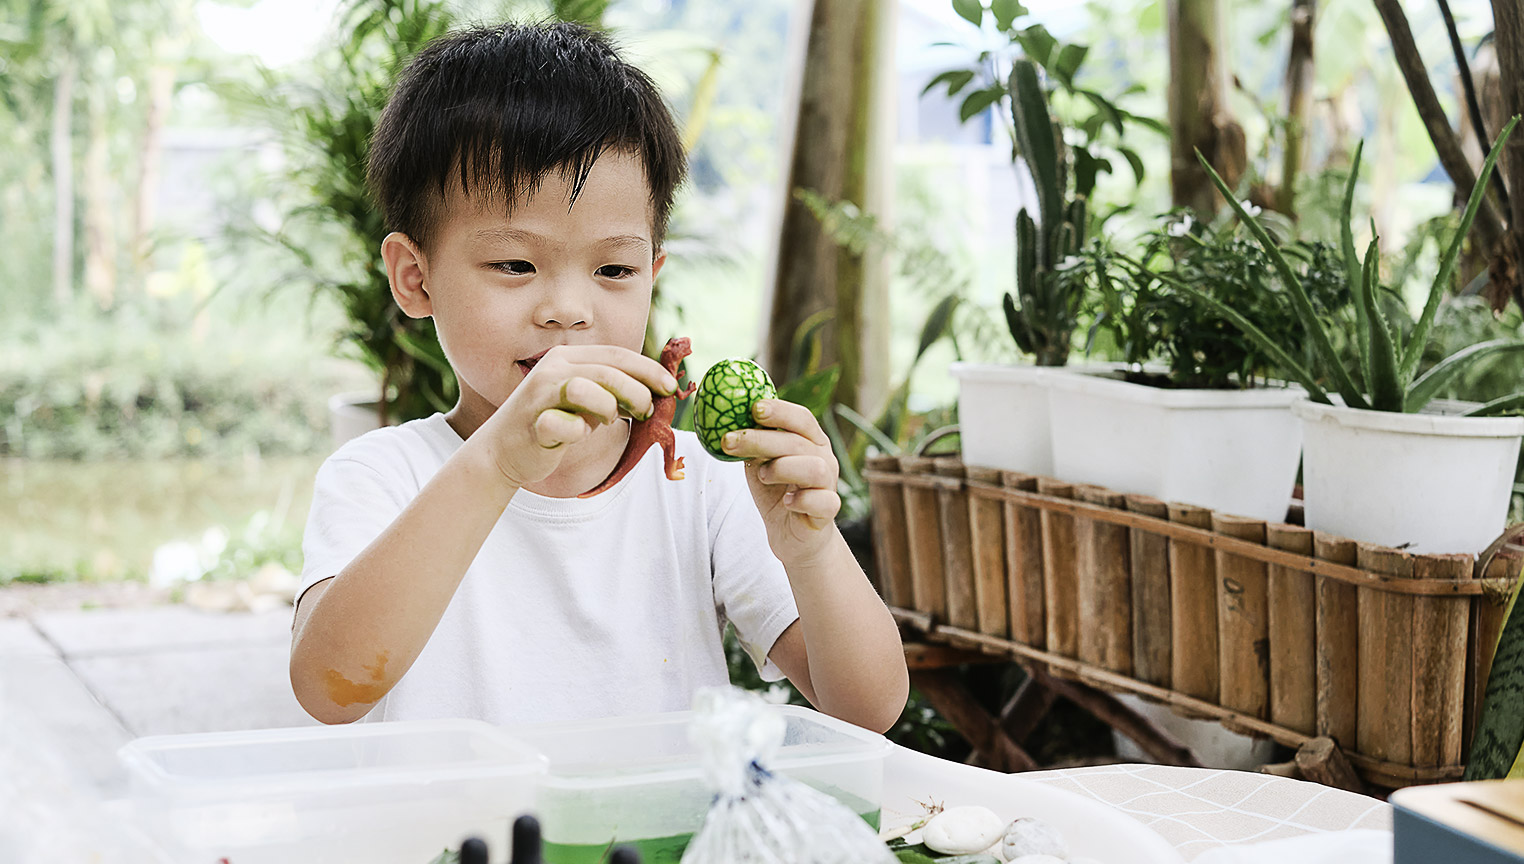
[1001, 817, 1070, 860]
[922, 805, 1008, 854]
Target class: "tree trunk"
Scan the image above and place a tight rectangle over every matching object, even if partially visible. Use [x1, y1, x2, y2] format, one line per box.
[1374, 0, 1507, 253]
[83, 81, 117, 311]
[761, 0, 894, 415]
[1276, 0, 1315, 218]
[1166, 0, 1246, 216]
[51, 57, 76, 308]
[1487, 1, 1524, 312]
[133, 59, 175, 281]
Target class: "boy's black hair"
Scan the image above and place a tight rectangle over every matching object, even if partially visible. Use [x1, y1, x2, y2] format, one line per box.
[367, 20, 687, 252]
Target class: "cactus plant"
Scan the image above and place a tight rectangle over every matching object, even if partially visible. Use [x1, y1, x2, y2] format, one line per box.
[1002, 59, 1089, 367]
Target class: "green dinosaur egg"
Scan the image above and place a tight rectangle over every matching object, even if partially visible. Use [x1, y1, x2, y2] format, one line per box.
[693, 358, 777, 461]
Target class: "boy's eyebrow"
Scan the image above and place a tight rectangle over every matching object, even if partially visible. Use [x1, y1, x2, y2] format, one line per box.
[472, 227, 652, 254]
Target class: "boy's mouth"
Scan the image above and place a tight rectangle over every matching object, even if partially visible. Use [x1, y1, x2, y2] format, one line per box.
[517, 348, 552, 375]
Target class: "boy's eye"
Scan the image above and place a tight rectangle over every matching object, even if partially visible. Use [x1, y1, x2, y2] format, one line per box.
[490, 260, 534, 275]
[597, 265, 637, 279]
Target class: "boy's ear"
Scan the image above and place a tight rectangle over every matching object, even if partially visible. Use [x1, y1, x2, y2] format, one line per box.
[381, 231, 432, 319]
[651, 248, 667, 282]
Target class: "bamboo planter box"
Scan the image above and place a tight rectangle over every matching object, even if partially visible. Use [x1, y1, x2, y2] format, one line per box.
[864, 454, 1524, 789]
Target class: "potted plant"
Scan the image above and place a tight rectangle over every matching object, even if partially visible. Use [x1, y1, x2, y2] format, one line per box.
[1037, 221, 1347, 521]
[950, 57, 1093, 476]
[1180, 118, 1524, 553]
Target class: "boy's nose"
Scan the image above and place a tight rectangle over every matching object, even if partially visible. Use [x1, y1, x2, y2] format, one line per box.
[534, 282, 593, 329]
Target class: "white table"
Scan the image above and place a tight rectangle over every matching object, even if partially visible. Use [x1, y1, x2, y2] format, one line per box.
[884, 744, 1392, 863]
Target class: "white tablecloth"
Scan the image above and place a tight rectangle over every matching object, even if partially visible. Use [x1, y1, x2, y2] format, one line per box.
[1022, 763, 1392, 860]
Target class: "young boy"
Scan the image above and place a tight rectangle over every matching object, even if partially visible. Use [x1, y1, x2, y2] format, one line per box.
[288, 21, 909, 733]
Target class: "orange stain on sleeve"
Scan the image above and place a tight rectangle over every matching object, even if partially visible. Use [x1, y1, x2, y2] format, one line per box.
[323, 652, 391, 707]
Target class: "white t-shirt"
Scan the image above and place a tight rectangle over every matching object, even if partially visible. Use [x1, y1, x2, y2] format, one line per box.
[297, 414, 800, 726]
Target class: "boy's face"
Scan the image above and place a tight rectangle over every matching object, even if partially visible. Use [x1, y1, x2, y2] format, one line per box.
[391, 149, 664, 417]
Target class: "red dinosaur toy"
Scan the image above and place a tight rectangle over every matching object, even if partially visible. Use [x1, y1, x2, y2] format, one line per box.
[579, 336, 698, 498]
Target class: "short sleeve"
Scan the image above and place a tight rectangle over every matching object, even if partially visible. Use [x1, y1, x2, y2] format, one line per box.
[296, 453, 412, 610]
[708, 463, 799, 682]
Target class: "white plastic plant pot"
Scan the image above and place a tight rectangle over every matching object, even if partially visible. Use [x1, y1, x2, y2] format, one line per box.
[1111, 694, 1276, 771]
[1293, 399, 1524, 554]
[1044, 369, 1306, 522]
[328, 390, 387, 449]
[950, 363, 1056, 476]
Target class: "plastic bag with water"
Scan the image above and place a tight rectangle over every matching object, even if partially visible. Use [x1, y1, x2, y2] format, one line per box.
[680, 686, 896, 864]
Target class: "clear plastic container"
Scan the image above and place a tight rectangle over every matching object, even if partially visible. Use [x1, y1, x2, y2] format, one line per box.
[508, 705, 893, 864]
[117, 719, 547, 864]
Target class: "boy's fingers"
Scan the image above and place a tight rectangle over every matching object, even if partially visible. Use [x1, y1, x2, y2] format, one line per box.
[751, 400, 828, 447]
[549, 345, 679, 396]
[756, 455, 837, 491]
[722, 427, 825, 462]
[533, 408, 593, 449]
[564, 363, 657, 420]
[782, 487, 839, 525]
[556, 376, 620, 425]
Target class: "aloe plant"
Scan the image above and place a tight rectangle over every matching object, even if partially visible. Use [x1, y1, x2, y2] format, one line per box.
[1169, 115, 1524, 415]
[1003, 58, 1088, 367]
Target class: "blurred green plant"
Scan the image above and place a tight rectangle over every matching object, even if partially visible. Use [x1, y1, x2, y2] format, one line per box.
[0, 302, 339, 460]
[1178, 120, 1524, 416]
[222, 0, 463, 426]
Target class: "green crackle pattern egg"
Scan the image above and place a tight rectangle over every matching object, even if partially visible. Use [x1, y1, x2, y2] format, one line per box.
[693, 358, 777, 461]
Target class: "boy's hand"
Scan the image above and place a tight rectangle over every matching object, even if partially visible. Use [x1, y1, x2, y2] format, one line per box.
[722, 399, 841, 565]
[484, 345, 678, 488]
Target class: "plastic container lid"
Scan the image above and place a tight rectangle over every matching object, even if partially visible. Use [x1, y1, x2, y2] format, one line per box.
[119, 718, 548, 803]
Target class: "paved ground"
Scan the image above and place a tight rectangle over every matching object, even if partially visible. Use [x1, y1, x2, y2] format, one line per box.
[0, 600, 312, 862]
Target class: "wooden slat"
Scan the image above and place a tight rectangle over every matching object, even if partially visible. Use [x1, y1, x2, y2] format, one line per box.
[1003, 472, 1046, 648]
[933, 459, 977, 631]
[966, 465, 1009, 638]
[1216, 514, 1270, 720]
[1314, 533, 1359, 750]
[899, 457, 946, 621]
[1268, 523, 1316, 735]
[1127, 495, 1171, 687]
[1075, 485, 1132, 675]
[1357, 543, 1415, 765]
[1412, 554, 1472, 768]
[1039, 478, 1079, 659]
[1170, 503, 1219, 702]
[865, 455, 911, 606]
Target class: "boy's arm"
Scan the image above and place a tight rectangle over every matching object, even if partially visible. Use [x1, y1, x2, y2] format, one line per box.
[290, 345, 678, 724]
[765, 533, 907, 734]
[721, 399, 909, 734]
[290, 437, 517, 724]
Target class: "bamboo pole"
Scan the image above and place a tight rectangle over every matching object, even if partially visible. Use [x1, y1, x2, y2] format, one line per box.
[1126, 495, 1172, 687]
[1170, 503, 1219, 702]
[1268, 523, 1316, 736]
[865, 456, 911, 606]
[934, 459, 977, 631]
[1412, 553, 1472, 769]
[1003, 472, 1046, 648]
[899, 456, 946, 621]
[1075, 485, 1132, 675]
[1357, 543, 1415, 765]
[966, 466, 1009, 638]
[1039, 478, 1079, 659]
[1315, 533, 1359, 749]
[1215, 514, 1270, 719]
